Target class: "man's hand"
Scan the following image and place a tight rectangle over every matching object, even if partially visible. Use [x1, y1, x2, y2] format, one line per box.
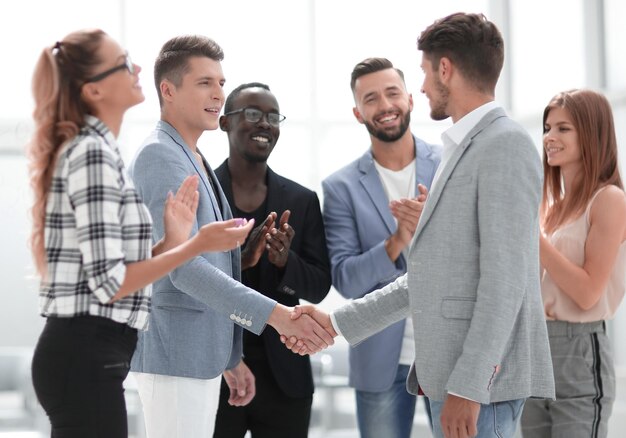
[161, 175, 200, 251]
[241, 212, 277, 270]
[279, 304, 337, 355]
[440, 394, 481, 438]
[265, 210, 295, 268]
[385, 184, 429, 261]
[268, 304, 335, 354]
[223, 360, 255, 406]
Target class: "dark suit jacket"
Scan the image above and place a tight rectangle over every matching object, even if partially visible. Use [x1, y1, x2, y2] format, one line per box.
[215, 160, 331, 397]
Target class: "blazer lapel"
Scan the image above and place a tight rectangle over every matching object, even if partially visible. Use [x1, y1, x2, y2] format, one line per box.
[358, 151, 396, 235]
[411, 108, 507, 245]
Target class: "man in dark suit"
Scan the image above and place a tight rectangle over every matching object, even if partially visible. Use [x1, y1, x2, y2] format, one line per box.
[213, 83, 332, 438]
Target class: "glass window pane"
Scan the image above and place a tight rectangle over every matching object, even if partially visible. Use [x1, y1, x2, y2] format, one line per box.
[605, 0, 626, 91]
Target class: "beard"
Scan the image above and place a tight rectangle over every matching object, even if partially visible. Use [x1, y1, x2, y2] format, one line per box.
[429, 77, 450, 121]
[364, 110, 411, 143]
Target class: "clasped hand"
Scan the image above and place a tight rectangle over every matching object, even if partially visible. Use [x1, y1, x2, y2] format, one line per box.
[276, 304, 337, 355]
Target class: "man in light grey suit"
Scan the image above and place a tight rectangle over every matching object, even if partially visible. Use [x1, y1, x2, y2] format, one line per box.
[287, 13, 555, 438]
[128, 35, 333, 438]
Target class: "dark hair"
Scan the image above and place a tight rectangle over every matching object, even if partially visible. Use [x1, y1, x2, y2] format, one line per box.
[542, 89, 623, 233]
[350, 57, 405, 92]
[417, 12, 503, 93]
[27, 29, 107, 275]
[154, 35, 224, 107]
[224, 82, 271, 114]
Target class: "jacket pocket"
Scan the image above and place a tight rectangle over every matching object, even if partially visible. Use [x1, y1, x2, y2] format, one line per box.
[441, 296, 476, 320]
[444, 175, 473, 188]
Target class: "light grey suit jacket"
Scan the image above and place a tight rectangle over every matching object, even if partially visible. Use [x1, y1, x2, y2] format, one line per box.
[129, 121, 276, 379]
[334, 108, 555, 404]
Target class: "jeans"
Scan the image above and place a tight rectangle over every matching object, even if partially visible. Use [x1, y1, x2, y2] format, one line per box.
[356, 364, 428, 438]
[429, 397, 525, 438]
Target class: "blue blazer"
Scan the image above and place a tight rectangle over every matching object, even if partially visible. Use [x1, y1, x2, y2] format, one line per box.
[322, 136, 440, 392]
[128, 121, 276, 379]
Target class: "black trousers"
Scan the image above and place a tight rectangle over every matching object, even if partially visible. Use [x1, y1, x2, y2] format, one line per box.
[31, 315, 137, 438]
[213, 357, 312, 438]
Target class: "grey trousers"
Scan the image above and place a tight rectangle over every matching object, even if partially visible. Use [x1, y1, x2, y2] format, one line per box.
[521, 320, 615, 438]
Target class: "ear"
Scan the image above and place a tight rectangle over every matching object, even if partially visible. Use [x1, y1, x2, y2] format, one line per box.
[353, 107, 365, 124]
[160, 80, 176, 103]
[438, 57, 453, 85]
[80, 82, 103, 105]
[219, 115, 228, 131]
[408, 93, 414, 112]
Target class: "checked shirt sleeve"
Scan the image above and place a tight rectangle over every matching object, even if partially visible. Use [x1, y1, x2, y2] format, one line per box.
[66, 139, 127, 304]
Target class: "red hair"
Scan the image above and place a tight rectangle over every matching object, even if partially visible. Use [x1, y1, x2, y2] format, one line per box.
[541, 89, 623, 233]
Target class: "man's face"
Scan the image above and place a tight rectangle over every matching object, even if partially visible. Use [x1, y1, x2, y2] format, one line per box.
[168, 56, 225, 132]
[352, 68, 413, 142]
[223, 87, 280, 163]
[420, 54, 450, 121]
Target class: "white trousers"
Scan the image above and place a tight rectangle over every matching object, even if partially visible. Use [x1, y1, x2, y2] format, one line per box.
[131, 372, 222, 438]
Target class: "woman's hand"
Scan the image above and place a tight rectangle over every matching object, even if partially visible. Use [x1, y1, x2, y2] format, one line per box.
[195, 218, 255, 253]
[161, 175, 200, 251]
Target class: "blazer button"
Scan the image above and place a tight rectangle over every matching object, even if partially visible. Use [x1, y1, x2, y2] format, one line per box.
[229, 314, 236, 320]
[246, 320, 252, 327]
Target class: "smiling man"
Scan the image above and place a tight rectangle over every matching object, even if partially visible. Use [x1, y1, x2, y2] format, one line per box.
[213, 83, 331, 438]
[128, 39, 334, 438]
[321, 58, 440, 438]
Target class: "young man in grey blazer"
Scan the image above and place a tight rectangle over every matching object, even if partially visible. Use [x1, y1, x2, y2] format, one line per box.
[286, 13, 555, 438]
[128, 36, 333, 438]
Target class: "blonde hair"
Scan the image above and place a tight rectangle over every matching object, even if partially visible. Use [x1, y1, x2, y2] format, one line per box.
[542, 89, 623, 233]
[27, 29, 106, 276]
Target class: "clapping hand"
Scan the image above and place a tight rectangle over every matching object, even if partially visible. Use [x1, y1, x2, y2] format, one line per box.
[241, 212, 277, 270]
[162, 175, 200, 251]
[389, 183, 429, 247]
[266, 210, 295, 268]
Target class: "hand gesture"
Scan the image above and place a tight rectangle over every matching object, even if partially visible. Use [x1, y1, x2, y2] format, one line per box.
[440, 393, 481, 438]
[223, 360, 256, 406]
[241, 212, 277, 270]
[162, 175, 200, 250]
[266, 210, 295, 268]
[195, 218, 254, 253]
[389, 183, 429, 248]
[279, 304, 337, 355]
[268, 304, 335, 354]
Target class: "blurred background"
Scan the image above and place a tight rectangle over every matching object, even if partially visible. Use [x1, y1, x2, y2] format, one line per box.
[1, 0, 625, 436]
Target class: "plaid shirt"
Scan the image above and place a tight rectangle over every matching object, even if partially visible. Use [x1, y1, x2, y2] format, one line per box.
[40, 116, 152, 330]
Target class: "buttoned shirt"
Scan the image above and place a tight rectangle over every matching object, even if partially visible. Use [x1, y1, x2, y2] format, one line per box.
[39, 116, 152, 330]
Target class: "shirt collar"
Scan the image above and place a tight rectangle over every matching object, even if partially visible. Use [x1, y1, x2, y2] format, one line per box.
[441, 101, 501, 147]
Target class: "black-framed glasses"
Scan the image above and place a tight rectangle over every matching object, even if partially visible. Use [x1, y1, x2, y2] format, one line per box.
[85, 54, 134, 83]
[224, 107, 286, 127]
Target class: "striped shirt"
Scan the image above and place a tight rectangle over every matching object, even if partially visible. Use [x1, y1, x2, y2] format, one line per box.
[40, 116, 152, 330]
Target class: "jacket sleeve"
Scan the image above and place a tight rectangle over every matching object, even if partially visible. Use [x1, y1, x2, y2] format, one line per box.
[322, 178, 403, 299]
[276, 191, 331, 303]
[131, 142, 276, 335]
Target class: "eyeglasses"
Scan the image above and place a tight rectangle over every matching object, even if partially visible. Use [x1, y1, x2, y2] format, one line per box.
[224, 107, 286, 127]
[85, 54, 135, 83]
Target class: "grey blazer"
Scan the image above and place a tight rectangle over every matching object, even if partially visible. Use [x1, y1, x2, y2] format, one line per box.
[129, 121, 276, 379]
[334, 108, 555, 404]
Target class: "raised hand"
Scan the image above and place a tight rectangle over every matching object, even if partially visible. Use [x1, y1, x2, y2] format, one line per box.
[266, 210, 295, 268]
[223, 360, 256, 406]
[385, 184, 429, 261]
[194, 218, 254, 253]
[241, 212, 277, 270]
[267, 304, 335, 354]
[162, 175, 200, 251]
[280, 304, 337, 355]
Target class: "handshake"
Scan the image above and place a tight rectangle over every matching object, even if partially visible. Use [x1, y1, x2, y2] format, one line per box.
[268, 304, 337, 355]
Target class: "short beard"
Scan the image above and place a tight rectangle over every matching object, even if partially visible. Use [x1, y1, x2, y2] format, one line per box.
[364, 111, 411, 143]
[430, 78, 450, 121]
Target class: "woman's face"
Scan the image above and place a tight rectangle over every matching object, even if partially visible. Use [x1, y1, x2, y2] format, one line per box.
[85, 35, 144, 113]
[543, 106, 582, 172]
